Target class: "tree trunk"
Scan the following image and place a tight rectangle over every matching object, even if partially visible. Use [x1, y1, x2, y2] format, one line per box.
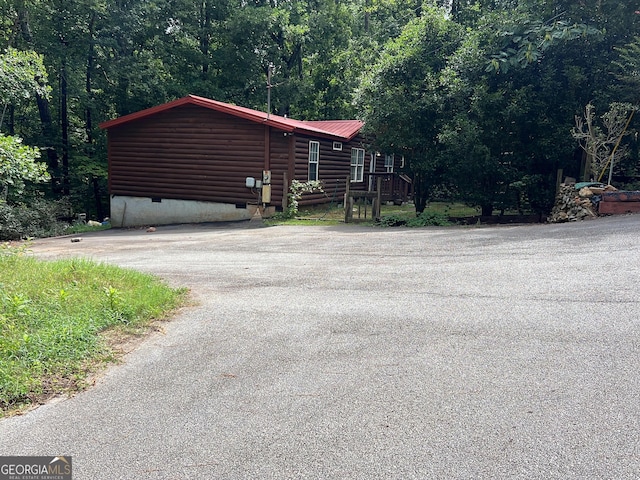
[585, 151, 594, 182]
[16, 1, 32, 47]
[413, 172, 430, 214]
[364, 0, 370, 32]
[86, 12, 105, 219]
[450, 0, 462, 19]
[16, 3, 61, 193]
[200, 0, 210, 76]
[61, 58, 70, 196]
[115, 76, 130, 116]
[86, 13, 95, 145]
[36, 94, 61, 193]
[92, 176, 104, 220]
[7, 104, 14, 135]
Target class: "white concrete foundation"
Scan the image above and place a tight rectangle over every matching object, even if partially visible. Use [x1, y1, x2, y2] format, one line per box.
[110, 196, 259, 227]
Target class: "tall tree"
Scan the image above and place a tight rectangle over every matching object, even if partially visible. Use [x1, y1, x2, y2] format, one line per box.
[356, 6, 464, 212]
[0, 48, 50, 201]
[613, 36, 640, 104]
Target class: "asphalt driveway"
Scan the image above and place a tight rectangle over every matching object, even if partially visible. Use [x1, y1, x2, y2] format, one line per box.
[1, 216, 639, 479]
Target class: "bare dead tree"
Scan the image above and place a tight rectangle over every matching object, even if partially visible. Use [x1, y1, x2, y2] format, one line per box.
[572, 102, 635, 182]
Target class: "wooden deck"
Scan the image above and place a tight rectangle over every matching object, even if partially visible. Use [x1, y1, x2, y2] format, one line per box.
[367, 173, 413, 204]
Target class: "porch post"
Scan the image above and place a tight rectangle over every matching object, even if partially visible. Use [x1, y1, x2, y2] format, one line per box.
[344, 175, 352, 223]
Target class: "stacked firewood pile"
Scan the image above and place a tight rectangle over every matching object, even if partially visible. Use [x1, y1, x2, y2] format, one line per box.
[548, 182, 617, 223]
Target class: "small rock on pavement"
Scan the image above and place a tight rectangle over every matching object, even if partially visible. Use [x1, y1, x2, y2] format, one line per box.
[71, 238, 82, 243]
[147, 226, 157, 232]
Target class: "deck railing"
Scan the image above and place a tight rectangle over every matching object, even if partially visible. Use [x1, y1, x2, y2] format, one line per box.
[366, 173, 413, 204]
[344, 173, 413, 223]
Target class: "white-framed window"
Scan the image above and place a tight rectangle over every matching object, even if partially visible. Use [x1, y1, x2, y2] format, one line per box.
[350, 147, 365, 182]
[308, 141, 319, 181]
[333, 141, 343, 151]
[384, 154, 394, 173]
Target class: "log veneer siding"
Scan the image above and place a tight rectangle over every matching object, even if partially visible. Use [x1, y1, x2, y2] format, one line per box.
[109, 104, 288, 206]
[106, 100, 370, 210]
[292, 134, 369, 206]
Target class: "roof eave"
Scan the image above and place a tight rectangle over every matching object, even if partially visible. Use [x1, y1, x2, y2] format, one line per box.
[99, 95, 362, 140]
[100, 96, 297, 133]
[99, 96, 194, 129]
[292, 129, 359, 142]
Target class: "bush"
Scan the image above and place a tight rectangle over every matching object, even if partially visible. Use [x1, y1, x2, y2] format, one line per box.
[406, 211, 451, 227]
[284, 180, 324, 218]
[377, 211, 451, 227]
[377, 213, 408, 227]
[0, 198, 72, 240]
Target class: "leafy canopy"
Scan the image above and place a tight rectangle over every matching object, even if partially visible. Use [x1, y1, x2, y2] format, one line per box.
[0, 48, 50, 106]
[0, 134, 49, 199]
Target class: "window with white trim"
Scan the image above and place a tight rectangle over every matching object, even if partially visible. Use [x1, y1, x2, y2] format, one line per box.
[333, 141, 343, 151]
[350, 148, 365, 182]
[308, 141, 319, 181]
[384, 154, 394, 173]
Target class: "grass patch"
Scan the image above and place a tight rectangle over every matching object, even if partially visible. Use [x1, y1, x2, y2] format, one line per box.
[376, 202, 475, 227]
[378, 210, 451, 227]
[266, 203, 346, 225]
[425, 202, 479, 217]
[0, 245, 187, 415]
[266, 201, 478, 226]
[63, 223, 111, 235]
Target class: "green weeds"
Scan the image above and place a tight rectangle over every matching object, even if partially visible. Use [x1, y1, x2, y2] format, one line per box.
[0, 248, 186, 414]
[267, 202, 476, 226]
[377, 210, 451, 227]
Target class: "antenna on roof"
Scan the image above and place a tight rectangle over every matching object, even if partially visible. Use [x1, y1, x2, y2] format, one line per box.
[266, 62, 274, 119]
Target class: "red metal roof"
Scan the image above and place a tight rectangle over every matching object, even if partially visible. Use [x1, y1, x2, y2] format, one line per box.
[99, 95, 363, 141]
[302, 120, 364, 139]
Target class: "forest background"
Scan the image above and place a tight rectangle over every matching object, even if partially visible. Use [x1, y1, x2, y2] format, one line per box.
[1, 0, 640, 229]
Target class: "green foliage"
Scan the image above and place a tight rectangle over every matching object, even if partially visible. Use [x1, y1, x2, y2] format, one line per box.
[356, 6, 465, 212]
[63, 222, 110, 235]
[284, 180, 324, 218]
[0, 0, 638, 220]
[376, 213, 408, 227]
[487, 20, 600, 73]
[0, 198, 71, 240]
[358, 0, 640, 216]
[509, 174, 556, 215]
[0, 134, 49, 199]
[407, 211, 451, 227]
[0, 253, 186, 412]
[614, 37, 640, 102]
[0, 48, 50, 106]
[377, 210, 450, 227]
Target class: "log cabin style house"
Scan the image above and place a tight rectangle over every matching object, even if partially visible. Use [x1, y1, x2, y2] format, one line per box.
[100, 95, 406, 226]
